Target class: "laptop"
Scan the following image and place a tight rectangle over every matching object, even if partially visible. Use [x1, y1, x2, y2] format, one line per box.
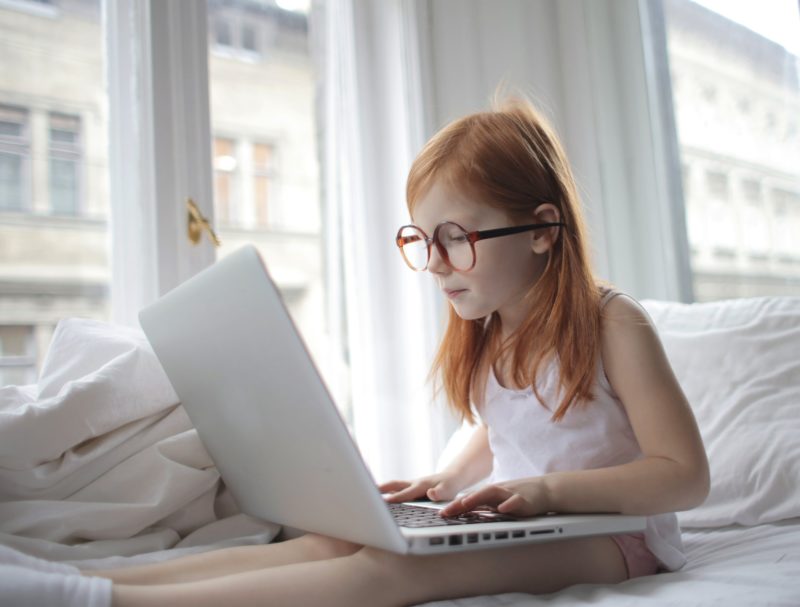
[138, 244, 645, 554]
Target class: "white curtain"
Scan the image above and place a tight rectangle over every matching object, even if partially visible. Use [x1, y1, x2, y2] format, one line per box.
[312, 0, 456, 483]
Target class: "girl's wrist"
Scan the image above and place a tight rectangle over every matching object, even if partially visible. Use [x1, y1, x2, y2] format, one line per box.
[540, 474, 557, 513]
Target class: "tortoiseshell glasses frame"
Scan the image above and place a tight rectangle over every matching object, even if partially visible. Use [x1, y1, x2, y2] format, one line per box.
[395, 220, 565, 272]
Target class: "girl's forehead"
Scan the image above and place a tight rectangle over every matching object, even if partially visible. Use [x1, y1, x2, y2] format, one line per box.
[412, 180, 498, 229]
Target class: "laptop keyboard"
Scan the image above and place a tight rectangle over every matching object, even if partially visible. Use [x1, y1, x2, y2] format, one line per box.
[387, 502, 517, 528]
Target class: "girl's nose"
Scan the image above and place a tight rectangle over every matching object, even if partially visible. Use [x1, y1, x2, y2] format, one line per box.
[427, 243, 450, 274]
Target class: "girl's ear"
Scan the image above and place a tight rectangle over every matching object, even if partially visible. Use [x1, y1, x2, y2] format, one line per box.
[531, 203, 562, 254]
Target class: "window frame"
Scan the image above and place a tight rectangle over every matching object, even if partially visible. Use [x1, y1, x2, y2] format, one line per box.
[105, 0, 215, 326]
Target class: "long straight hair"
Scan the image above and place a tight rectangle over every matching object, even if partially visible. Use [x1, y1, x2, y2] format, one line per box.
[407, 96, 605, 423]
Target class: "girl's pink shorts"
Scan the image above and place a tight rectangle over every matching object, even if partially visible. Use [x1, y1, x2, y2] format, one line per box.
[610, 532, 660, 579]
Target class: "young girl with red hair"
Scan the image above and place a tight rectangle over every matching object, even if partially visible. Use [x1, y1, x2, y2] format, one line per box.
[97, 96, 709, 606]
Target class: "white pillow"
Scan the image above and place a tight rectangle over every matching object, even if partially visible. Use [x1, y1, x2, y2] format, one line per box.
[641, 296, 800, 528]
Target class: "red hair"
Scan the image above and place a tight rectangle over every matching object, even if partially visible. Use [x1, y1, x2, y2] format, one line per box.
[407, 96, 607, 423]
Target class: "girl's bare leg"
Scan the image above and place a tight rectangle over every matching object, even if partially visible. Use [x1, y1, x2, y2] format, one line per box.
[87, 533, 359, 585]
[111, 535, 628, 607]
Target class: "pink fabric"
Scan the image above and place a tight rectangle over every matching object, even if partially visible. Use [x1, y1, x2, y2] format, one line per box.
[610, 532, 660, 579]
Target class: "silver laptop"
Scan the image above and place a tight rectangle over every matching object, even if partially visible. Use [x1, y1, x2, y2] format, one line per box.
[139, 244, 645, 554]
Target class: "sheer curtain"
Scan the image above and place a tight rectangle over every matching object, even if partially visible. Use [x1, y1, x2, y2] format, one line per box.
[313, 0, 454, 483]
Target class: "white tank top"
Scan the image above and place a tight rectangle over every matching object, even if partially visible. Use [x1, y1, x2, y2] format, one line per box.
[478, 289, 686, 571]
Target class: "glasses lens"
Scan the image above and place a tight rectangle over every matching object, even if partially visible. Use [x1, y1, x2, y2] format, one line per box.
[438, 222, 474, 271]
[398, 226, 429, 270]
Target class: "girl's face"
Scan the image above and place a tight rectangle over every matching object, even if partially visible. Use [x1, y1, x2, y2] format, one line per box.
[412, 179, 556, 335]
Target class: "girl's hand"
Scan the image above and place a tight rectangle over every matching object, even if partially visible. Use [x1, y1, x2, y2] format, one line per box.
[439, 477, 550, 518]
[379, 473, 461, 503]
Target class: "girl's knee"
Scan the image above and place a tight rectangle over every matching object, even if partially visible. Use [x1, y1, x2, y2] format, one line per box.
[298, 532, 362, 560]
[349, 546, 419, 586]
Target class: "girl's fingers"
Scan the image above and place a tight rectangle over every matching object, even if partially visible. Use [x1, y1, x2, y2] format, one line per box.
[438, 497, 467, 516]
[383, 484, 427, 503]
[497, 494, 528, 515]
[461, 485, 511, 510]
[440, 486, 510, 516]
[378, 480, 410, 493]
[427, 481, 455, 501]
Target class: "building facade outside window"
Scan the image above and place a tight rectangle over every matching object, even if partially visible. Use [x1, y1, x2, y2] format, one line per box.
[664, 0, 800, 299]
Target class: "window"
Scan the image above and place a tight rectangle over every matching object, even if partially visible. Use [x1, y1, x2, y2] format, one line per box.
[741, 179, 761, 203]
[706, 170, 729, 200]
[252, 142, 274, 228]
[0, 325, 37, 386]
[48, 113, 82, 215]
[242, 24, 258, 54]
[213, 18, 232, 47]
[210, 9, 263, 60]
[0, 105, 29, 212]
[773, 189, 800, 261]
[663, 0, 800, 299]
[212, 137, 238, 225]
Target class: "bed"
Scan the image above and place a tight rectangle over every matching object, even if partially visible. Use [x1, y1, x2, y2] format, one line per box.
[1, 296, 798, 606]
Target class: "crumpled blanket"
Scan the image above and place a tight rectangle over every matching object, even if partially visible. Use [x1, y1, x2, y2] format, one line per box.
[0, 318, 281, 605]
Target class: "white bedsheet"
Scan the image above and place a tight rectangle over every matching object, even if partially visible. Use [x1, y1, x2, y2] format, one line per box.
[420, 518, 800, 606]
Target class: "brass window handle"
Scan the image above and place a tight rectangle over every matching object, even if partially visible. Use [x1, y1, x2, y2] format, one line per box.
[187, 198, 221, 247]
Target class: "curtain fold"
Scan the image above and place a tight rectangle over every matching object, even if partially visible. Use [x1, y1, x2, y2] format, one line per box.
[312, 0, 454, 483]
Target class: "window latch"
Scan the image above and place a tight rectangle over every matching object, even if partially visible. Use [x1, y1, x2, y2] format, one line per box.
[187, 198, 221, 247]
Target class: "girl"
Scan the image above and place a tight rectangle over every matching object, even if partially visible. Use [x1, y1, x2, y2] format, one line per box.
[92, 96, 709, 606]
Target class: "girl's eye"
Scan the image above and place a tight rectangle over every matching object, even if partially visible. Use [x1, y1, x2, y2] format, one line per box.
[444, 233, 467, 244]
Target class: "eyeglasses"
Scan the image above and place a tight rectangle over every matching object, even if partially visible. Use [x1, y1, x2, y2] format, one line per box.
[395, 220, 565, 272]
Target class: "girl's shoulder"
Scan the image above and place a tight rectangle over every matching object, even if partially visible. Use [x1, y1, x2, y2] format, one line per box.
[597, 288, 660, 363]
[597, 284, 648, 319]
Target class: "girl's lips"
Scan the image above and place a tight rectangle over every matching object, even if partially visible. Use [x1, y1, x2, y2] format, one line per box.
[444, 289, 467, 299]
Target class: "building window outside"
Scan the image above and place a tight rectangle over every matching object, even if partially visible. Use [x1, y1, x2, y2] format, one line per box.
[0, 325, 38, 386]
[213, 18, 232, 47]
[0, 105, 30, 212]
[773, 189, 800, 262]
[213, 137, 237, 225]
[48, 112, 82, 216]
[242, 23, 258, 54]
[252, 141, 274, 228]
[211, 13, 262, 60]
[705, 170, 729, 200]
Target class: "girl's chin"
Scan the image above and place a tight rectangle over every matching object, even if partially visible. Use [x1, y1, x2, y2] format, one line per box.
[449, 302, 489, 321]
